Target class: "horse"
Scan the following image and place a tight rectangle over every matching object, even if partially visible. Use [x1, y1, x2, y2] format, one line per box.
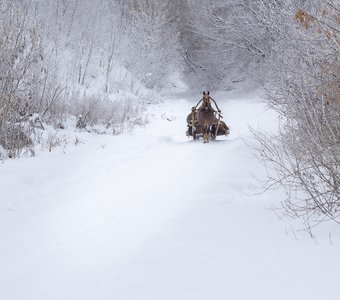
[197, 94, 216, 143]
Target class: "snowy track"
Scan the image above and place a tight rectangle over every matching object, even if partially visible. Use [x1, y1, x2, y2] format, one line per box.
[1, 92, 339, 300]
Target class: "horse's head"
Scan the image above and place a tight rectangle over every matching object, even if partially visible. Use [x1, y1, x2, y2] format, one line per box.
[202, 91, 210, 108]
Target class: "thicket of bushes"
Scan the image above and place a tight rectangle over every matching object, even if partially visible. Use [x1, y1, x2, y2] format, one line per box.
[0, 0, 180, 159]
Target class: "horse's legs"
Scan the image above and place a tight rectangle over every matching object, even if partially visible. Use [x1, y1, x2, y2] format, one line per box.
[203, 125, 210, 143]
[206, 125, 210, 143]
[203, 126, 206, 143]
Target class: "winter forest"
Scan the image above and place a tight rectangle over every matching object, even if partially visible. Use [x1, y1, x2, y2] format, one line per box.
[0, 0, 339, 299]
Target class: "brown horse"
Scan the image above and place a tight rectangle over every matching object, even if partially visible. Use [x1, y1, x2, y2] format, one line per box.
[197, 94, 216, 143]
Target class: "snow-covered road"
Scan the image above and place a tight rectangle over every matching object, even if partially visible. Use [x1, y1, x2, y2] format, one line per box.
[1, 91, 339, 300]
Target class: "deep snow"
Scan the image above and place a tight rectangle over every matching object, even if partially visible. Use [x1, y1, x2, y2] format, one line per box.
[0, 90, 339, 300]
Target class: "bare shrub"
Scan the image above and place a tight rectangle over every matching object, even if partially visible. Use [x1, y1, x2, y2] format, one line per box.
[251, 1, 340, 228]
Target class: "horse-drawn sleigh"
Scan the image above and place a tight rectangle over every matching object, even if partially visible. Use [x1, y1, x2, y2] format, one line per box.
[186, 91, 229, 143]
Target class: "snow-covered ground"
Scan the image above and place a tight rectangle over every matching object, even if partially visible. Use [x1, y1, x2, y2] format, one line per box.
[0, 90, 339, 300]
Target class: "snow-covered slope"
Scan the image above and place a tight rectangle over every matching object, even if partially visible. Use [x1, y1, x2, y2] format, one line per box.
[0, 91, 339, 300]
